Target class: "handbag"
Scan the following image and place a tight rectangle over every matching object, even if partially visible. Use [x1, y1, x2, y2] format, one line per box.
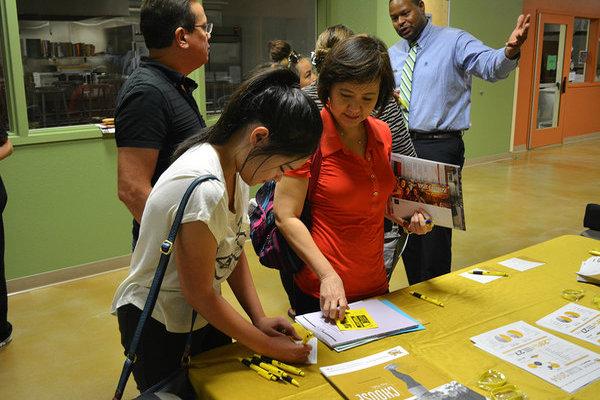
[249, 146, 322, 274]
[113, 174, 219, 400]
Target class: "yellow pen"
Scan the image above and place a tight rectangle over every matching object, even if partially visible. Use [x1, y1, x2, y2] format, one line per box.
[251, 357, 300, 387]
[239, 358, 277, 381]
[590, 250, 600, 256]
[257, 355, 306, 376]
[409, 291, 444, 307]
[302, 331, 314, 345]
[470, 270, 509, 277]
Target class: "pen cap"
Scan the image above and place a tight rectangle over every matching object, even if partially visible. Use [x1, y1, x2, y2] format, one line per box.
[239, 358, 251, 367]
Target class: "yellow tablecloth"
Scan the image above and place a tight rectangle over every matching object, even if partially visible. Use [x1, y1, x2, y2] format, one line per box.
[189, 235, 600, 399]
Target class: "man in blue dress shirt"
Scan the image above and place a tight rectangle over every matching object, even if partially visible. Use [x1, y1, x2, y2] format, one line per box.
[387, 0, 530, 284]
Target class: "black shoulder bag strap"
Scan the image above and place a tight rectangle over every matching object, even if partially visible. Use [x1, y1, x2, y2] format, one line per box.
[113, 174, 219, 400]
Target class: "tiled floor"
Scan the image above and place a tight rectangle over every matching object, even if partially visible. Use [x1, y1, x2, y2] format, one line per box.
[1, 138, 599, 399]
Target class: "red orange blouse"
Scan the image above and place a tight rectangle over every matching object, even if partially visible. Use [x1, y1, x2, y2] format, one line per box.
[285, 108, 396, 301]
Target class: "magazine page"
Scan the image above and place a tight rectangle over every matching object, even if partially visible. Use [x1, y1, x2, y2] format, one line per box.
[536, 303, 600, 347]
[388, 154, 465, 230]
[295, 299, 420, 351]
[320, 346, 486, 399]
[470, 321, 600, 393]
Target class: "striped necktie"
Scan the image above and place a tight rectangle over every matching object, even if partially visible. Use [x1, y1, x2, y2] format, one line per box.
[398, 41, 418, 125]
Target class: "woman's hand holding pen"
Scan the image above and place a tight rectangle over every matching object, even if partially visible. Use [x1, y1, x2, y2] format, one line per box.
[319, 272, 348, 321]
[263, 335, 312, 364]
[255, 316, 300, 340]
[254, 316, 311, 363]
[405, 210, 433, 235]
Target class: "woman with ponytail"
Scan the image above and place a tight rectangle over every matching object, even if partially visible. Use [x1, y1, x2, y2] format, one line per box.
[112, 67, 321, 392]
[268, 39, 316, 88]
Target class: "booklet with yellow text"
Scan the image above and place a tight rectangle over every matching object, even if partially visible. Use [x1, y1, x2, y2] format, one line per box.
[295, 299, 423, 352]
[320, 346, 486, 399]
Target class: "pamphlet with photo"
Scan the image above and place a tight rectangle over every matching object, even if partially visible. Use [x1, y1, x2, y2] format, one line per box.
[388, 154, 465, 230]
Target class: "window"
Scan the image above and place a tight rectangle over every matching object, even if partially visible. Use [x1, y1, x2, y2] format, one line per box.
[0, 40, 8, 130]
[596, 37, 600, 82]
[203, 0, 316, 115]
[569, 18, 590, 83]
[17, 1, 145, 129]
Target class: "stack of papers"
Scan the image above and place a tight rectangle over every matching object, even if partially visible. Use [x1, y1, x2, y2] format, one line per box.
[471, 321, 600, 393]
[576, 256, 600, 284]
[295, 299, 423, 352]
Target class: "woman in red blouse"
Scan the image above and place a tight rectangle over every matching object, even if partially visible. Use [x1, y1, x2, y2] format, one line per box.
[274, 35, 431, 320]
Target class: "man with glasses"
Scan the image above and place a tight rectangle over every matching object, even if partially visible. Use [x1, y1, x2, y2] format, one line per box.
[116, 0, 211, 249]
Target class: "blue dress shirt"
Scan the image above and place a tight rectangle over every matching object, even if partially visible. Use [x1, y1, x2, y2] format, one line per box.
[388, 20, 518, 132]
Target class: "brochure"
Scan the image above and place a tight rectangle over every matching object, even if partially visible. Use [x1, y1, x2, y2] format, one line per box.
[320, 346, 486, 399]
[295, 299, 423, 352]
[536, 302, 600, 347]
[470, 321, 600, 393]
[576, 256, 600, 284]
[387, 154, 465, 230]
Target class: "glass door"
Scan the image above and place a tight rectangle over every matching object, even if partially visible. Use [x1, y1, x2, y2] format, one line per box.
[529, 14, 572, 148]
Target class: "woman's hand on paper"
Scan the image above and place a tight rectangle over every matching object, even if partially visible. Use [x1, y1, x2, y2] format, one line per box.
[319, 272, 349, 321]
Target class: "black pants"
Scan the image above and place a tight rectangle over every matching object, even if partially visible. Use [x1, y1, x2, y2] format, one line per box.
[0, 176, 7, 334]
[402, 136, 465, 285]
[117, 304, 231, 393]
[292, 280, 321, 316]
[279, 268, 296, 310]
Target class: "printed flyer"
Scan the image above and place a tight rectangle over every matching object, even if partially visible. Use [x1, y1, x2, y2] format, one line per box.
[471, 321, 600, 393]
[388, 154, 465, 230]
[536, 302, 600, 347]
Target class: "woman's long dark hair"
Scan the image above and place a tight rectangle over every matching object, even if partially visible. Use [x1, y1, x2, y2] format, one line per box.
[317, 35, 395, 116]
[174, 67, 322, 163]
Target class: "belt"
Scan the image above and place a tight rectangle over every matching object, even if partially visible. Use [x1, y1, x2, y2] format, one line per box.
[409, 130, 463, 140]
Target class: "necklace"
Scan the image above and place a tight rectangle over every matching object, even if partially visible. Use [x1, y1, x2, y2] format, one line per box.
[338, 126, 367, 145]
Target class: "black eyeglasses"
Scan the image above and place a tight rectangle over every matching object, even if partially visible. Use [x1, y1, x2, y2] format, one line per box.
[194, 22, 213, 35]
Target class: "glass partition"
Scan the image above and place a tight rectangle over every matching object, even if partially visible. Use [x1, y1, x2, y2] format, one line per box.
[18, 1, 145, 129]
[569, 18, 590, 83]
[203, 0, 316, 115]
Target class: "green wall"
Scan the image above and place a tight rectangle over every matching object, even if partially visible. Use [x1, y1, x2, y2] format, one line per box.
[450, 0, 523, 158]
[3, 138, 131, 279]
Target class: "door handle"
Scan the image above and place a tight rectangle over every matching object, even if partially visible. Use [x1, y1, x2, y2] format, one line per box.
[561, 77, 566, 94]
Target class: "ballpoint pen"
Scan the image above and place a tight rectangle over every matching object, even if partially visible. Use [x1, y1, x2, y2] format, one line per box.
[257, 355, 306, 376]
[469, 270, 509, 277]
[409, 291, 444, 307]
[250, 356, 300, 387]
[239, 358, 278, 381]
[302, 330, 314, 345]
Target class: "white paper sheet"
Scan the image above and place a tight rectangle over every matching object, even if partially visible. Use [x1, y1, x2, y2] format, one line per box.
[471, 321, 600, 393]
[498, 257, 545, 271]
[459, 269, 503, 284]
[536, 303, 600, 347]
